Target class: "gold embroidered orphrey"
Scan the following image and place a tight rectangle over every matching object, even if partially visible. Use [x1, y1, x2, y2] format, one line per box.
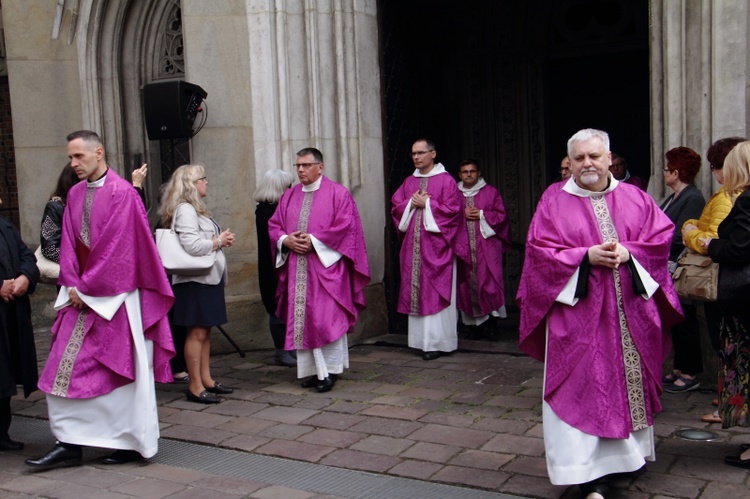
[410, 177, 429, 314]
[293, 191, 315, 349]
[466, 195, 481, 316]
[590, 194, 648, 431]
[51, 186, 98, 397]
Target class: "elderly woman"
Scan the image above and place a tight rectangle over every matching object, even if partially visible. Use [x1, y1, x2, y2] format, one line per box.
[253, 169, 296, 367]
[702, 140, 750, 468]
[681, 137, 746, 422]
[159, 165, 236, 404]
[660, 146, 706, 393]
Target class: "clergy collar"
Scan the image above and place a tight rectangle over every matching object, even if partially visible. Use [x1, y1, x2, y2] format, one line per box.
[563, 174, 619, 198]
[458, 177, 487, 197]
[86, 167, 109, 188]
[413, 163, 446, 178]
[301, 175, 323, 192]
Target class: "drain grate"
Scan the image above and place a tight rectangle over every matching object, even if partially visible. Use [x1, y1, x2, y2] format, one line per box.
[12, 416, 520, 499]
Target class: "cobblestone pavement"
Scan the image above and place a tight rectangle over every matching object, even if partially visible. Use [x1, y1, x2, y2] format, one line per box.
[2, 325, 750, 498]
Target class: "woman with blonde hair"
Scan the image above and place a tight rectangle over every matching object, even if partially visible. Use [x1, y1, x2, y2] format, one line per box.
[702, 140, 750, 467]
[159, 165, 236, 404]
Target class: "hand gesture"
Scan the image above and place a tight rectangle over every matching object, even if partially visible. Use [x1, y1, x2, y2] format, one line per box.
[219, 228, 235, 248]
[465, 206, 480, 220]
[11, 274, 29, 297]
[588, 241, 629, 269]
[411, 190, 430, 209]
[283, 230, 313, 255]
[131, 163, 148, 188]
[0, 279, 14, 302]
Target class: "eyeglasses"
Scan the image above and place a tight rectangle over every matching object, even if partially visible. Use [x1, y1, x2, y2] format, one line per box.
[610, 162, 624, 169]
[662, 168, 674, 173]
[410, 150, 433, 157]
[293, 162, 322, 169]
[559, 168, 570, 173]
[460, 170, 478, 175]
[195, 176, 207, 182]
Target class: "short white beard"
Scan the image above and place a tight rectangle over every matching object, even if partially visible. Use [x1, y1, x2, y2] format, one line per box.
[578, 170, 602, 186]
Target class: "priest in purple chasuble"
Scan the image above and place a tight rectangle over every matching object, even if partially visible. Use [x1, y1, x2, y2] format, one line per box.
[391, 139, 470, 361]
[455, 159, 511, 333]
[28, 131, 174, 470]
[268, 147, 370, 393]
[517, 129, 683, 496]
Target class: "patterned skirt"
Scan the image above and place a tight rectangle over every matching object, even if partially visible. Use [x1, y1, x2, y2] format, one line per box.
[719, 308, 750, 428]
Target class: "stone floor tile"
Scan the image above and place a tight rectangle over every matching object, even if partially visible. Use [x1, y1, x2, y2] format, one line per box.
[400, 442, 461, 463]
[258, 423, 314, 440]
[358, 405, 428, 421]
[501, 474, 570, 499]
[160, 424, 237, 445]
[0, 475, 59, 495]
[631, 471, 706, 497]
[254, 439, 335, 462]
[215, 416, 278, 435]
[161, 410, 233, 429]
[251, 406, 319, 425]
[297, 428, 367, 448]
[484, 394, 540, 409]
[482, 433, 545, 456]
[350, 435, 415, 456]
[432, 465, 510, 489]
[203, 400, 268, 417]
[109, 477, 187, 498]
[164, 487, 245, 499]
[348, 416, 423, 437]
[407, 424, 494, 448]
[387, 459, 443, 480]
[191, 475, 267, 495]
[448, 449, 514, 470]
[502, 455, 549, 477]
[418, 412, 476, 428]
[41, 482, 131, 499]
[399, 387, 454, 400]
[221, 434, 273, 453]
[130, 463, 215, 484]
[320, 449, 401, 473]
[301, 413, 366, 430]
[56, 466, 137, 488]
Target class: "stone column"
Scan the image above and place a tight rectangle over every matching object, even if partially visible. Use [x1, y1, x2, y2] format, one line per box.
[650, 0, 748, 200]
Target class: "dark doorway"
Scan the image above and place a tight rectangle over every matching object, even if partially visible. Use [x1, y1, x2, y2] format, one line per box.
[379, 0, 650, 334]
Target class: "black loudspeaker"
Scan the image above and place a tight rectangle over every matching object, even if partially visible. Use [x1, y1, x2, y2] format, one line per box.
[143, 80, 208, 140]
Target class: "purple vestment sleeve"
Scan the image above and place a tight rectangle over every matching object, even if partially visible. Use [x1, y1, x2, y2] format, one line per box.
[517, 182, 683, 438]
[391, 172, 469, 315]
[39, 171, 175, 398]
[268, 177, 369, 350]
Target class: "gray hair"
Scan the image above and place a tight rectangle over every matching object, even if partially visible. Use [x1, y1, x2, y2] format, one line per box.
[567, 129, 610, 157]
[253, 169, 294, 203]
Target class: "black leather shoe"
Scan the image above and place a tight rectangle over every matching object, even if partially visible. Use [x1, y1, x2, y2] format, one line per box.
[25, 443, 82, 470]
[185, 389, 221, 404]
[301, 376, 318, 388]
[0, 439, 24, 451]
[725, 454, 750, 469]
[316, 374, 338, 393]
[422, 351, 441, 361]
[102, 450, 143, 465]
[740, 443, 750, 451]
[205, 382, 234, 395]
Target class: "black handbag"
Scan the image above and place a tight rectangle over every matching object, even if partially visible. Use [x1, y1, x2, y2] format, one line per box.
[717, 261, 750, 304]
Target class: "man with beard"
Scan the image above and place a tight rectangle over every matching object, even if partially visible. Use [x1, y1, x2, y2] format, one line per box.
[517, 128, 683, 498]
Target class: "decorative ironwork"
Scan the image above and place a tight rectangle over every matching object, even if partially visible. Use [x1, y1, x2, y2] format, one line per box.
[157, 0, 184, 79]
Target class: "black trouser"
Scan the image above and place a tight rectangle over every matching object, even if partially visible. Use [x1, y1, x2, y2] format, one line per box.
[704, 301, 722, 353]
[0, 396, 11, 441]
[671, 303, 703, 376]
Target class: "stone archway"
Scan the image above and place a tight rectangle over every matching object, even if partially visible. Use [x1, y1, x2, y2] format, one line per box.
[70, 0, 185, 202]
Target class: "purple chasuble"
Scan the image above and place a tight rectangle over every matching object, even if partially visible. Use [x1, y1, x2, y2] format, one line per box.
[391, 172, 469, 316]
[517, 180, 683, 439]
[38, 170, 175, 399]
[457, 182, 511, 316]
[268, 177, 370, 350]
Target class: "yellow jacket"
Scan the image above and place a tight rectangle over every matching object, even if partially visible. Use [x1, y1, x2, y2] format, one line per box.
[682, 186, 733, 254]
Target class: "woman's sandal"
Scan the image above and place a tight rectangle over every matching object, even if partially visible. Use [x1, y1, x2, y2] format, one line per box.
[700, 411, 722, 424]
